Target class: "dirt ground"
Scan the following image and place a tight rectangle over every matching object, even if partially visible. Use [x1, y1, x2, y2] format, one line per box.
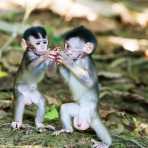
[0, 0, 148, 147]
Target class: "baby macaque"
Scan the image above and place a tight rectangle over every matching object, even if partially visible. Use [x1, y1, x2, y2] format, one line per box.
[56, 26, 112, 148]
[11, 26, 58, 129]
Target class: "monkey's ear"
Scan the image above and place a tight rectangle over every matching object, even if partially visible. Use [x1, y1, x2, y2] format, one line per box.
[84, 42, 94, 54]
[21, 39, 27, 50]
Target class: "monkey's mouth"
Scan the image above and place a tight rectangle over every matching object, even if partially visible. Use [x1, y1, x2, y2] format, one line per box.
[38, 48, 47, 52]
[67, 53, 81, 60]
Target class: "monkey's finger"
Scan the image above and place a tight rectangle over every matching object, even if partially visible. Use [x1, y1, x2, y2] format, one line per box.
[56, 57, 63, 64]
[48, 53, 57, 57]
[56, 55, 63, 60]
[48, 55, 57, 60]
[50, 50, 59, 54]
[56, 61, 63, 65]
[50, 50, 59, 55]
[48, 55, 56, 58]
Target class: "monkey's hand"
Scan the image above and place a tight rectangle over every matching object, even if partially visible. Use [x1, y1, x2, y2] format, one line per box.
[52, 47, 63, 64]
[46, 49, 61, 63]
[41, 51, 54, 60]
[59, 52, 74, 66]
[91, 139, 109, 148]
[52, 129, 72, 136]
[11, 121, 23, 129]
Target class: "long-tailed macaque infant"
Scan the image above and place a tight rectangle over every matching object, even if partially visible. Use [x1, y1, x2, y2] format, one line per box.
[11, 26, 58, 129]
[57, 26, 112, 148]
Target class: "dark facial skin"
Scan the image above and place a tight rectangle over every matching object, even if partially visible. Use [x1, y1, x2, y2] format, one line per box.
[28, 34, 48, 53]
[64, 37, 94, 59]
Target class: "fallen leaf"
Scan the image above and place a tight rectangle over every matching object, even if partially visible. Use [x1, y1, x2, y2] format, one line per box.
[44, 105, 59, 121]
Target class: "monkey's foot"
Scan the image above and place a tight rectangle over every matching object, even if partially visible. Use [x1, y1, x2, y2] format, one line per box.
[91, 139, 109, 148]
[36, 123, 45, 129]
[36, 123, 46, 132]
[52, 129, 72, 136]
[11, 121, 23, 129]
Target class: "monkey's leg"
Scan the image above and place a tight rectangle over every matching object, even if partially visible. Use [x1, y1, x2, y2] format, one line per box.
[11, 95, 25, 129]
[53, 103, 79, 136]
[34, 92, 45, 129]
[33, 90, 55, 130]
[61, 103, 79, 132]
[90, 114, 112, 148]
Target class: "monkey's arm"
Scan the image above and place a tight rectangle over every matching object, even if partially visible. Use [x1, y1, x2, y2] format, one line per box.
[29, 56, 46, 69]
[59, 66, 70, 83]
[64, 64, 94, 88]
[27, 51, 54, 70]
[62, 56, 95, 88]
[29, 54, 53, 69]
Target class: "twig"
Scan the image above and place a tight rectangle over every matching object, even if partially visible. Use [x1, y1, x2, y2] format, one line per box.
[113, 135, 145, 148]
[0, 32, 17, 59]
[1, 58, 18, 72]
[112, 90, 148, 105]
[0, 9, 29, 59]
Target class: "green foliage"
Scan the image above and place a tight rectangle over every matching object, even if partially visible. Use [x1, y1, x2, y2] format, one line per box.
[52, 36, 63, 45]
[0, 12, 21, 22]
[44, 105, 59, 121]
[0, 71, 8, 78]
[45, 26, 54, 37]
[45, 26, 63, 46]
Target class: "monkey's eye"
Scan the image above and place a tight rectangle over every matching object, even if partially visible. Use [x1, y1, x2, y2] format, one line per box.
[43, 41, 47, 44]
[36, 42, 40, 45]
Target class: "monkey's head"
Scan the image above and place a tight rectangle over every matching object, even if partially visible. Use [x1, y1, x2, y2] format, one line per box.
[21, 26, 48, 53]
[63, 26, 97, 59]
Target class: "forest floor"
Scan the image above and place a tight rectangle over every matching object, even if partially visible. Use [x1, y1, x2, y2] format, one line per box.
[0, 0, 148, 147]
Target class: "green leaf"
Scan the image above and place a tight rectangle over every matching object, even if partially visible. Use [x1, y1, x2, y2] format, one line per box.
[45, 26, 54, 36]
[44, 106, 59, 121]
[0, 71, 8, 78]
[52, 36, 63, 45]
